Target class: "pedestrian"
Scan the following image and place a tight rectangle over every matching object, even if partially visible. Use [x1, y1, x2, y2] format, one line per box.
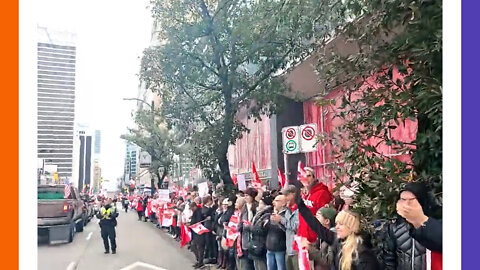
[238, 187, 259, 270]
[297, 167, 333, 245]
[122, 195, 129, 213]
[307, 207, 337, 270]
[202, 195, 218, 264]
[383, 182, 442, 270]
[280, 185, 300, 270]
[295, 192, 380, 270]
[245, 193, 273, 270]
[136, 196, 144, 221]
[97, 198, 119, 254]
[217, 197, 234, 269]
[190, 201, 206, 269]
[143, 195, 149, 222]
[265, 195, 288, 270]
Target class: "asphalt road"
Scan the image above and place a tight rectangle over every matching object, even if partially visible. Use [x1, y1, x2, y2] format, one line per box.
[38, 204, 196, 270]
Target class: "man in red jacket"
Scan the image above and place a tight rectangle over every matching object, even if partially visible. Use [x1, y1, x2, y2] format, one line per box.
[297, 167, 333, 244]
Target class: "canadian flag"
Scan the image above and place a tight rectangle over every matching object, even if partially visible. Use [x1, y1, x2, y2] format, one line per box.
[232, 173, 238, 186]
[251, 162, 266, 191]
[278, 168, 286, 188]
[224, 226, 240, 247]
[180, 224, 191, 248]
[162, 209, 175, 227]
[295, 236, 311, 270]
[190, 222, 210, 235]
[252, 162, 261, 183]
[297, 161, 308, 186]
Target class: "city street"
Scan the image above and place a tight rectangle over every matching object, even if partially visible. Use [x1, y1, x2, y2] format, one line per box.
[38, 204, 196, 270]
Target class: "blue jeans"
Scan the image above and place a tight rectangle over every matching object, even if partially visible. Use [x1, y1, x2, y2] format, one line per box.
[267, 250, 286, 270]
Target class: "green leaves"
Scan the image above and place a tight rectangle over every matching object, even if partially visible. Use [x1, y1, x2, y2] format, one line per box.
[321, 0, 442, 232]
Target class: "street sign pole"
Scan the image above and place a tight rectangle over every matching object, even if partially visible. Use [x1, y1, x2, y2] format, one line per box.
[283, 153, 288, 186]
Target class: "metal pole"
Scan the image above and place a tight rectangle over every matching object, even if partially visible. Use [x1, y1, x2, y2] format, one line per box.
[283, 153, 288, 186]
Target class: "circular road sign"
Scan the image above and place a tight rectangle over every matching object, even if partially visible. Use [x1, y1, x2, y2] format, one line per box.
[285, 140, 297, 152]
[285, 128, 296, 140]
[302, 126, 316, 141]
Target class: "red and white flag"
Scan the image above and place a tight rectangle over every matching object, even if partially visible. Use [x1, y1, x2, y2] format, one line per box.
[189, 222, 210, 235]
[162, 209, 175, 227]
[278, 168, 286, 188]
[297, 161, 309, 186]
[295, 236, 311, 270]
[232, 173, 238, 186]
[250, 162, 266, 191]
[180, 224, 191, 248]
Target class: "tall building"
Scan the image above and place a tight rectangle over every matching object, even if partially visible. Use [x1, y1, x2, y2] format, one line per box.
[37, 26, 77, 179]
[94, 130, 101, 156]
[124, 142, 139, 183]
[72, 124, 94, 191]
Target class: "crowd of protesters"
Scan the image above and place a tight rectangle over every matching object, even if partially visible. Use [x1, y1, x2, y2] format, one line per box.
[120, 166, 442, 270]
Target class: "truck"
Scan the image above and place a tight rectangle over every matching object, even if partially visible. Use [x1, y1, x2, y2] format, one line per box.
[37, 184, 88, 244]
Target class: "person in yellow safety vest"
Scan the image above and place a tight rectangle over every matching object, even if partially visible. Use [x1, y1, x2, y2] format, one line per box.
[96, 198, 119, 254]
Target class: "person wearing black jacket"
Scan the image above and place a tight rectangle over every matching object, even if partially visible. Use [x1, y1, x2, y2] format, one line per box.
[266, 195, 288, 270]
[202, 195, 218, 264]
[396, 183, 442, 253]
[383, 182, 442, 270]
[190, 202, 206, 269]
[295, 195, 380, 270]
[96, 198, 119, 254]
[244, 194, 274, 270]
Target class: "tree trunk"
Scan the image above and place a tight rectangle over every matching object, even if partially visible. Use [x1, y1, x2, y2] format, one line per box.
[157, 168, 168, 189]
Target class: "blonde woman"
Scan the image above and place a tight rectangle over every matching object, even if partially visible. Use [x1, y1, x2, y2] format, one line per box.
[295, 193, 379, 270]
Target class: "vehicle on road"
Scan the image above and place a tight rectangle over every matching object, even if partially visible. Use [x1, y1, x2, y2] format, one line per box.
[80, 193, 95, 223]
[38, 184, 87, 244]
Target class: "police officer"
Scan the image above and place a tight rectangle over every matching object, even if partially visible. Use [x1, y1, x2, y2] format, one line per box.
[97, 198, 119, 254]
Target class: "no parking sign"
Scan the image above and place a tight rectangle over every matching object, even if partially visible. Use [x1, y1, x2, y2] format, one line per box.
[299, 124, 318, 152]
[282, 126, 300, 154]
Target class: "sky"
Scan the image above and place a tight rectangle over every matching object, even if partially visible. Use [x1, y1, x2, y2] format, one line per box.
[37, 0, 154, 185]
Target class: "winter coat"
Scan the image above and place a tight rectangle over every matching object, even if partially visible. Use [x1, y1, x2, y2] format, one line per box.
[239, 201, 258, 250]
[202, 204, 217, 230]
[298, 182, 333, 243]
[281, 205, 299, 256]
[216, 208, 234, 238]
[383, 218, 427, 270]
[244, 206, 273, 260]
[136, 201, 144, 212]
[97, 204, 119, 227]
[409, 217, 442, 253]
[265, 208, 287, 252]
[298, 200, 380, 270]
[308, 227, 336, 270]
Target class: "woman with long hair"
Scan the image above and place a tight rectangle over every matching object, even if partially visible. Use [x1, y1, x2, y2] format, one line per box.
[295, 193, 379, 270]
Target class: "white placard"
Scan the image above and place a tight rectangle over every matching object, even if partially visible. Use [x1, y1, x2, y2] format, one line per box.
[157, 189, 170, 203]
[282, 126, 301, 154]
[237, 174, 247, 191]
[299, 124, 318, 152]
[198, 182, 209, 197]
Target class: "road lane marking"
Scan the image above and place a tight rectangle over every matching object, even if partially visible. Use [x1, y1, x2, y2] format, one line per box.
[66, 262, 76, 270]
[120, 261, 167, 270]
[86, 232, 92, 241]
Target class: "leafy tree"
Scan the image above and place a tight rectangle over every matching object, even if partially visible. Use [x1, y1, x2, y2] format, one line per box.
[141, 0, 347, 188]
[121, 109, 180, 190]
[314, 0, 442, 228]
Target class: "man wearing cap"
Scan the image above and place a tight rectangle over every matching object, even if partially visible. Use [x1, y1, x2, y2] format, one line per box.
[96, 198, 119, 254]
[308, 207, 337, 270]
[278, 185, 300, 270]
